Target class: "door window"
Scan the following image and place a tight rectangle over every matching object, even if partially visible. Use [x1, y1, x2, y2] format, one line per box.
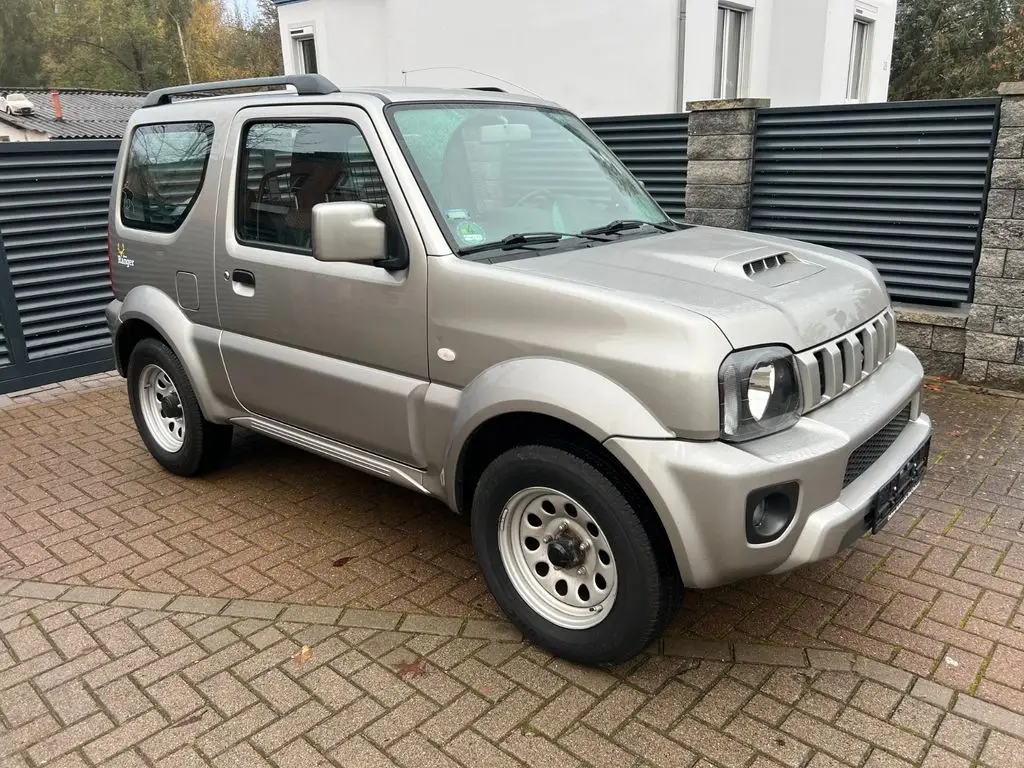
[236, 120, 402, 257]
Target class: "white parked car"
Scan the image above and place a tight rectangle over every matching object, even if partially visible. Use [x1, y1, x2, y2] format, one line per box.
[0, 93, 35, 115]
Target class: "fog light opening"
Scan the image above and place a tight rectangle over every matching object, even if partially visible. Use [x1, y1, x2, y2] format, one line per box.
[746, 483, 799, 544]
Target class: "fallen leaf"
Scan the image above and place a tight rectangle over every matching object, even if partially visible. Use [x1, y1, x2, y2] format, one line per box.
[294, 645, 313, 664]
[392, 656, 430, 679]
[169, 708, 208, 729]
[946, 429, 968, 437]
[923, 383, 942, 391]
[332, 556, 354, 567]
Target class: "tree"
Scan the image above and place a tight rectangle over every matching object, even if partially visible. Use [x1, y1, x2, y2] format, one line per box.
[0, 0, 51, 86]
[42, 0, 184, 90]
[890, 0, 1024, 100]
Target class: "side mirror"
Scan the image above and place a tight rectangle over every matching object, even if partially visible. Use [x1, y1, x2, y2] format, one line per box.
[311, 201, 387, 264]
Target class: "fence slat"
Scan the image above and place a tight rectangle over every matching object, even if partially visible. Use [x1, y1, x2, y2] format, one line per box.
[0, 140, 118, 393]
[749, 99, 999, 305]
[585, 114, 688, 219]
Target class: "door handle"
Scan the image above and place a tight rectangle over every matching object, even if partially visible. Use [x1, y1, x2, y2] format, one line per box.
[231, 269, 255, 297]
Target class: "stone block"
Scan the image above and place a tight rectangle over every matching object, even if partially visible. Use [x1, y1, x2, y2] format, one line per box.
[967, 303, 997, 331]
[986, 362, 1024, 390]
[684, 183, 750, 209]
[998, 82, 1024, 96]
[990, 159, 1024, 188]
[1002, 250, 1024, 278]
[973, 276, 1024, 308]
[978, 248, 1007, 277]
[688, 133, 753, 160]
[996, 127, 1024, 159]
[994, 305, 1024, 335]
[897, 322, 933, 348]
[683, 207, 748, 230]
[966, 330, 1018, 362]
[928, 351, 966, 378]
[686, 159, 752, 185]
[893, 303, 969, 328]
[986, 189, 1015, 219]
[1016, 340, 1024, 364]
[1014, 190, 1024, 219]
[932, 327, 967, 353]
[687, 97, 771, 111]
[962, 359, 989, 382]
[999, 96, 1024, 127]
[687, 109, 756, 136]
[981, 218, 1024, 248]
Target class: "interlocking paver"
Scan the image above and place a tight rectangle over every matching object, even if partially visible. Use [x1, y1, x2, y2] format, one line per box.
[4, 376, 1024, 766]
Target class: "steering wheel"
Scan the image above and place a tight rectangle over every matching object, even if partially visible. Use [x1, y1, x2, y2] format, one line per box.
[514, 188, 556, 208]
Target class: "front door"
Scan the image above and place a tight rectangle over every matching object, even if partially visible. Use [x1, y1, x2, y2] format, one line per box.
[213, 103, 428, 466]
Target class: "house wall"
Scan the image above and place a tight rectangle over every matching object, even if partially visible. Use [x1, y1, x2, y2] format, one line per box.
[275, 0, 897, 115]
[0, 122, 49, 141]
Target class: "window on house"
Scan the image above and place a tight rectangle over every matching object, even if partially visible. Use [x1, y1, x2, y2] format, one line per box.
[714, 6, 747, 99]
[236, 120, 401, 257]
[120, 122, 215, 232]
[847, 19, 872, 100]
[297, 37, 318, 74]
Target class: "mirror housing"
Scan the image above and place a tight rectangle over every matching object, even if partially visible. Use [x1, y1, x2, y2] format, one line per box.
[312, 201, 387, 264]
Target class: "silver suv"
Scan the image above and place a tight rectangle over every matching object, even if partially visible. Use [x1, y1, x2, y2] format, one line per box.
[105, 75, 932, 665]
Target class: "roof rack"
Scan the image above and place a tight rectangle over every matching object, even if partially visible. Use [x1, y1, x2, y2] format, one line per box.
[142, 74, 340, 108]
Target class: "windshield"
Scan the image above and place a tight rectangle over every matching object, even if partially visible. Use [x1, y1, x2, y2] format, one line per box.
[388, 103, 670, 255]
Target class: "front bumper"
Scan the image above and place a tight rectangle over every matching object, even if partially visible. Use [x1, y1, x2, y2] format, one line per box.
[604, 344, 931, 589]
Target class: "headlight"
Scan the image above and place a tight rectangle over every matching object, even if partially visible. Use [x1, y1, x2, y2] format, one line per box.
[719, 346, 802, 442]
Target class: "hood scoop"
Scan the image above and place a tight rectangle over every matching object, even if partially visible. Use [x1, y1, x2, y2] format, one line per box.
[715, 246, 824, 287]
[743, 251, 789, 276]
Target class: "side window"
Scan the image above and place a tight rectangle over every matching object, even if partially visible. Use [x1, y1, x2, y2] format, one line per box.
[120, 122, 214, 232]
[236, 120, 400, 256]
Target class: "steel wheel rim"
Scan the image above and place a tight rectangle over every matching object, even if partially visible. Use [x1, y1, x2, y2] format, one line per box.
[138, 363, 185, 453]
[497, 486, 618, 629]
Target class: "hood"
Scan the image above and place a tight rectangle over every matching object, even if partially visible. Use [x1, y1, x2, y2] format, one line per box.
[493, 226, 890, 351]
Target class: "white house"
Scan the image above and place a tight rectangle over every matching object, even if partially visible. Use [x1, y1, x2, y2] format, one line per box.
[273, 0, 896, 116]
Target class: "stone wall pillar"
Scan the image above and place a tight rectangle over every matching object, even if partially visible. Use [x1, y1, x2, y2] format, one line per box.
[683, 98, 770, 230]
[964, 82, 1024, 389]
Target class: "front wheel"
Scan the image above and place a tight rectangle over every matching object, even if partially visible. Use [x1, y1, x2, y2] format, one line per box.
[471, 443, 681, 666]
[126, 338, 233, 476]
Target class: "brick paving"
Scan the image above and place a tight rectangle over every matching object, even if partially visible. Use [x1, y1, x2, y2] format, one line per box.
[0, 578, 1022, 768]
[1, 373, 1024, 765]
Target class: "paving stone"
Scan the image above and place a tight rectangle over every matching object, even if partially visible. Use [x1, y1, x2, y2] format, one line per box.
[1, 379, 1024, 768]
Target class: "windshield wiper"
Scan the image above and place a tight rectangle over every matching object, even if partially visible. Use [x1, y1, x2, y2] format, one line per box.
[459, 231, 607, 256]
[580, 219, 677, 236]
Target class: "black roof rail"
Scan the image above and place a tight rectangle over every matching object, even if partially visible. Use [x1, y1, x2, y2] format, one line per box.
[467, 86, 506, 92]
[142, 74, 340, 107]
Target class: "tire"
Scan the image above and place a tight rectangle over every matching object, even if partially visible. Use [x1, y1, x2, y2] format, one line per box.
[126, 337, 233, 476]
[471, 442, 682, 666]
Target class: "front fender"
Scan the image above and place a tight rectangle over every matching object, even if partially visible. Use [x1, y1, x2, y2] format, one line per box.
[441, 357, 673, 510]
[115, 286, 239, 422]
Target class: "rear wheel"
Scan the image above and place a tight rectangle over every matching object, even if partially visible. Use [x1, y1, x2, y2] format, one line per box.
[127, 338, 233, 476]
[471, 442, 681, 666]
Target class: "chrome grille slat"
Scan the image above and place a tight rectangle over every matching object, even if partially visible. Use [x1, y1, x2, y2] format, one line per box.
[794, 308, 897, 413]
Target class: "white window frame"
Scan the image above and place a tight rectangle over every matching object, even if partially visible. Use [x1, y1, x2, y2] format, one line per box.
[714, 3, 751, 100]
[289, 24, 319, 75]
[846, 11, 874, 102]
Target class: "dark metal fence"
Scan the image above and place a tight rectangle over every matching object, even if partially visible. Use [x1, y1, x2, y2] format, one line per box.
[586, 114, 689, 219]
[0, 140, 118, 394]
[0, 98, 1003, 394]
[749, 99, 1000, 305]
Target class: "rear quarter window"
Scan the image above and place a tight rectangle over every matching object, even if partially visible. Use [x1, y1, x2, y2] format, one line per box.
[120, 121, 215, 232]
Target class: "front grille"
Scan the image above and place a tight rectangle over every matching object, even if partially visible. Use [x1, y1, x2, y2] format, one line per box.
[794, 307, 897, 413]
[843, 403, 912, 487]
